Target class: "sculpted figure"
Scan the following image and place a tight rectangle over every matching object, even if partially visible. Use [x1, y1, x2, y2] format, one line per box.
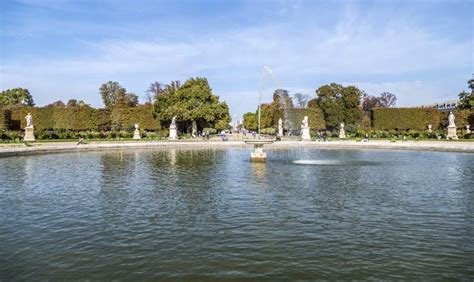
[25, 113, 33, 128]
[448, 112, 455, 127]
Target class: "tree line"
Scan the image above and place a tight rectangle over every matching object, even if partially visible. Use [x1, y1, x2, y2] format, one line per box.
[0, 77, 231, 133]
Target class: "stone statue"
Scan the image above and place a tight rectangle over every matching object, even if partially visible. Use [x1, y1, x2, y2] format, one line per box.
[133, 123, 141, 139]
[23, 113, 35, 141]
[339, 122, 346, 139]
[466, 125, 471, 134]
[448, 111, 455, 127]
[169, 116, 177, 140]
[301, 116, 310, 140]
[25, 113, 33, 128]
[278, 118, 283, 136]
[428, 124, 432, 132]
[301, 116, 308, 129]
[446, 111, 457, 139]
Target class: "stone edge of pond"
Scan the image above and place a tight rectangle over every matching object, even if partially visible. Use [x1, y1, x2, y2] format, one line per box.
[0, 140, 473, 157]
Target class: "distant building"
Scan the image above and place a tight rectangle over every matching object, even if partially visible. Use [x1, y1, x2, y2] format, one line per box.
[413, 100, 459, 111]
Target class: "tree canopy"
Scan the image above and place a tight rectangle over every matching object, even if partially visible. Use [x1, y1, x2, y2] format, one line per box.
[154, 77, 230, 131]
[315, 83, 363, 129]
[458, 78, 474, 109]
[99, 81, 139, 108]
[0, 88, 35, 107]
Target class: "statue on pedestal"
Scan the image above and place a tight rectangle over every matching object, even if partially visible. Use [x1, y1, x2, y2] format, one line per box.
[25, 113, 33, 128]
[301, 116, 311, 140]
[169, 116, 178, 140]
[339, 122, 346, 139]
[278, 118, 283, 137]
[24, 113, 35, 141]
[446, 111, 458, 139]
[133, 123, 141, 139]
[428, 124, 432, 132]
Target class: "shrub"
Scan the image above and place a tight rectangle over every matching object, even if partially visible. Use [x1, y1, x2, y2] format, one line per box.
[260, 128, 276, 135]
[203, 128, 217, 134]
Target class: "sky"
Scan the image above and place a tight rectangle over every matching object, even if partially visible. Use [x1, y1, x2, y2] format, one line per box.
[0, 0, 473, 119]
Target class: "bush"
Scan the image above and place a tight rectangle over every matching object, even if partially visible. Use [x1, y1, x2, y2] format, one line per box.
[288, 107, 326, 130]
[260, 128, 276, 135]
[203, 128, 217, 134]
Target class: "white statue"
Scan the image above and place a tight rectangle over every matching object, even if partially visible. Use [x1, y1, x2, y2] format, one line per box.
[428, 124, 432, 132]
[169, 116, 177, 140]
[278, 118, 283, 136]
[301, 116, 310, 140]
[170, 116, 177, 127]
[301, 116, 308, 128]
[466, 125, 471, 134]
[25, 113, 33, 128]
[448, 111, 455, 127]
[339, 122, 346, 139]
[446, 111, 457, 139]
[133, 123, 141, 139]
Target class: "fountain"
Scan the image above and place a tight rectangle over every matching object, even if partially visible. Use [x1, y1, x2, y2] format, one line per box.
[245, 66, 277, 162]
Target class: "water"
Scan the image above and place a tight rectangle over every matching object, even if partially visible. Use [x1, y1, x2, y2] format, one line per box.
[1, 147, 473, 280]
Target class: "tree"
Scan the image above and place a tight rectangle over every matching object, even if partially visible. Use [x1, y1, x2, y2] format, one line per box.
[67, 99, 78, 107]
[379, 92, 397, 108]
[0, 88, 35, 106]
[315, 83, 363, 129]
[457, 78, 474, 109]
[154, 77, 230, 131]
[99, 81, 138, 108]
[46, 100, 66, 107]
[293, 93, 310, 108]
[243, 112, 258, 131]
[361, 94, 382, 112]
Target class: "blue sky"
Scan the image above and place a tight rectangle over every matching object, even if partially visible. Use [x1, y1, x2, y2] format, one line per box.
[1, 0, 473, 119]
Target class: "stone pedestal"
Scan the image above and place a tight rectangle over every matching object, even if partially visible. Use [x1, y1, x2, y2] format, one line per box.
[169, 126, 177, 140]
[447, 125, 458, 139]
[245, 140, 274, 162]
[301, 127, 311, 140]
[24, 127, 35, 141]
[251, 144, 267, 162]
[133, 129, 141, 139]
[278, 127, 283, 137]
[339, 128, 346, 139]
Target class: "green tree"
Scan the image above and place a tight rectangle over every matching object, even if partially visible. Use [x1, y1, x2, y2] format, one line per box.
[99, 81, 138, 108]
[46, 100, 66, 107]
[458, 78, 474, 109]
[154, 77, 230, 132]
[315, 83, 363, 129]
[0, 88, 35, 106]
[243, 112, 258, 131]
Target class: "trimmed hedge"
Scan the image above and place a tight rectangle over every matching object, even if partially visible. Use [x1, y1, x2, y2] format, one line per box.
[2, 105, 159, 132]
[372, 108, 441, 131]
[288, 108, 326, 130]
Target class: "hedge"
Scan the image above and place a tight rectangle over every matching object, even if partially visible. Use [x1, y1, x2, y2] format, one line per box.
[288, 108, 326, 130]
[1, 105, 159, 132]
[372, 108, 441, 131]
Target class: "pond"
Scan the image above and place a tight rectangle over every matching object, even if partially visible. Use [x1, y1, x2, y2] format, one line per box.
[0, 147, 473, 279]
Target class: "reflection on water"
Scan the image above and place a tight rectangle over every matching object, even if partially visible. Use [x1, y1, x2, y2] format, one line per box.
[0, 148, 473, 280]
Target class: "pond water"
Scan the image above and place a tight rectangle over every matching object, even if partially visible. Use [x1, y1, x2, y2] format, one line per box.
[0, 148, 473, 280]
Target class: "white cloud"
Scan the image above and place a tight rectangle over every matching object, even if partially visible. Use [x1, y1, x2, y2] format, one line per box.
[1, 3, 471, 116]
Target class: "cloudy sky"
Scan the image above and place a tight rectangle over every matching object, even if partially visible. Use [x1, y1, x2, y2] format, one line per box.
[1, 0, 473, 118]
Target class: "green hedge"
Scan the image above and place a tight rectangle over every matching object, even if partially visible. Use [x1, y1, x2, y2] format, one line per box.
[2, 105, 159, 132]
[288, 108, 326, 130]
[372, 108, 441, 131]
